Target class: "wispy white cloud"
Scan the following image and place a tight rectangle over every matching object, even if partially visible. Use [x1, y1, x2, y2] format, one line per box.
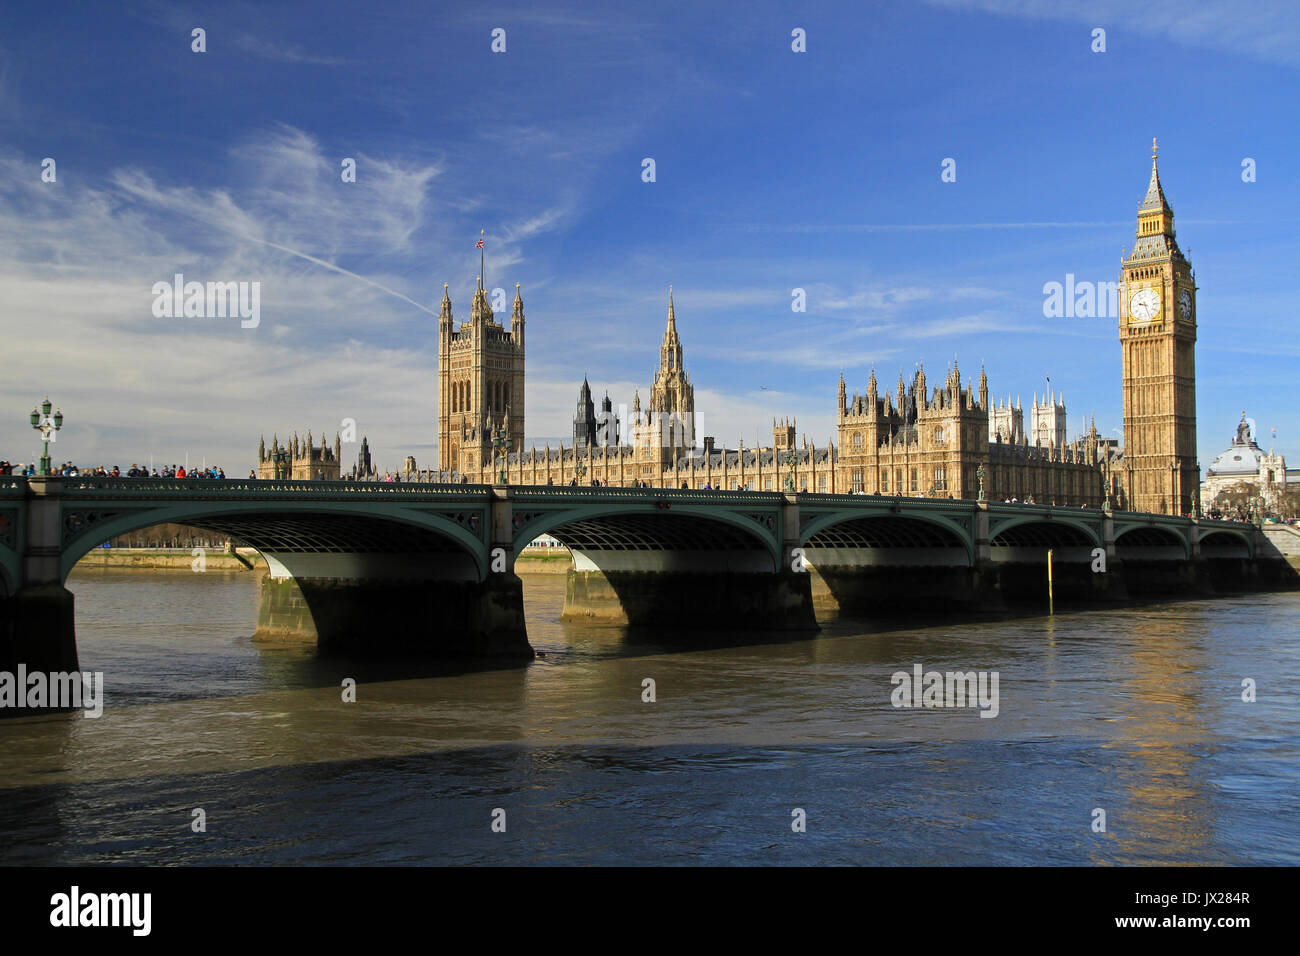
[235, 34, 354, 65]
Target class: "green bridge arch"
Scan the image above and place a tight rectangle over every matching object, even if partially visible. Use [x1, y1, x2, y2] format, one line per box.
[58, 499, 491, 581]
[510, 501, 784, 571]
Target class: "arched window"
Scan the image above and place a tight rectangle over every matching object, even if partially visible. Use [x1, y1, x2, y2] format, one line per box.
[853, 432, 862, 448]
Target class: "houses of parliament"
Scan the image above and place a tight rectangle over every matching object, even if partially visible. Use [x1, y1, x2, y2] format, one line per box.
[266, 141, 1200, 516]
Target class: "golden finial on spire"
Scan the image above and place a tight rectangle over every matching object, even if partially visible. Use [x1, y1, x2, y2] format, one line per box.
[1152, 136, 1158, 159]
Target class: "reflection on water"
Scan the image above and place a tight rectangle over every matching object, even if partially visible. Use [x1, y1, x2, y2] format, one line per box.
[0, 568, 1296, 864]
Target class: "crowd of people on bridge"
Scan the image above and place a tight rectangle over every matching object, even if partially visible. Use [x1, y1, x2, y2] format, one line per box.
[0, 460, 228, 479]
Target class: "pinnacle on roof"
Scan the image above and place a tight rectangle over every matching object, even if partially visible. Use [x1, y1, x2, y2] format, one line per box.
[439, 281, 453, 318]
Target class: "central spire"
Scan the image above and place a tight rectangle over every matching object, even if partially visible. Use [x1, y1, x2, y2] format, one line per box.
[1140, 136, 1172, 218]
[660, 285, 682, 371]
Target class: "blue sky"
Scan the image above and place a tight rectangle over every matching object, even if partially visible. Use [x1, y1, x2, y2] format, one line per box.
[1, 0, 1297, 474]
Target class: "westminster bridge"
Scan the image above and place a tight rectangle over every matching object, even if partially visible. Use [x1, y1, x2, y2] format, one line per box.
[0, 475, 1285, 676]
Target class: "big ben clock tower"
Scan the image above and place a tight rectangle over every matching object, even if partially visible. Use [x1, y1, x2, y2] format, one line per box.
[1119, 138, 1198, 515]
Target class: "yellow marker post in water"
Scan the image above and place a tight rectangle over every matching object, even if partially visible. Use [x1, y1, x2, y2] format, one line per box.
[1047, 548, 1055, 615]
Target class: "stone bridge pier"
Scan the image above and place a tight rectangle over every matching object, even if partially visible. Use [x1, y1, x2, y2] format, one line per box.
[0, 478, 80, 680]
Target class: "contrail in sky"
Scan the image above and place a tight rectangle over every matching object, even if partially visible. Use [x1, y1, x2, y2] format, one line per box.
[238, 234, 438, 316]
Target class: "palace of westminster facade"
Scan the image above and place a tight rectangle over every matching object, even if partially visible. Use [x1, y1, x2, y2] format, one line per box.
[261, 142, 1202, 516]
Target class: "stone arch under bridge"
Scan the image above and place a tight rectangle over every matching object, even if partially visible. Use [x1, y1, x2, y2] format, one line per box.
[58, 500, 489, 583]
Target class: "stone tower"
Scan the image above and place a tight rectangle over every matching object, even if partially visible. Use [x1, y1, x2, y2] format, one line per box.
[637, 287, 695, 463]
[1031, 389, 1066, 448]
[773, 417, 797, 452]
[1119, 139, 1198, 515]
[573, 376, 596, 454]
[438, 274, 526, 473]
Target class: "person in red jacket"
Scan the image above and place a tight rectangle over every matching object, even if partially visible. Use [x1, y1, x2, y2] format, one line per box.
[177, 466, 187, 478]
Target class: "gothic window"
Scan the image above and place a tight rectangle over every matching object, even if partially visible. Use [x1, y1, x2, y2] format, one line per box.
[880, 470, 888, 492]
[852, 469, 864, 493]
[933, 466, 947, 491]
[853, 432, 863, 448]
[818, 475, 828, 493]
[910, 468, 918, 492]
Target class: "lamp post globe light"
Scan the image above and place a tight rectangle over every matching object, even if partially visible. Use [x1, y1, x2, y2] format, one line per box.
[30, 397, 63, 476]
[493, 429, 512, 486]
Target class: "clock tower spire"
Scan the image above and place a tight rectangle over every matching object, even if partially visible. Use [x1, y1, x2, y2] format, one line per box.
[1118, 138, 1198, 515]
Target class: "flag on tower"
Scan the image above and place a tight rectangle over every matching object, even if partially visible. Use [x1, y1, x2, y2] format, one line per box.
[476, 237, 484, 249]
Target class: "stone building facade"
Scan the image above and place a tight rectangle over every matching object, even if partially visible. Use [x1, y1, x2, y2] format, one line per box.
[256, 431, 341, 480]
[486, 291, 832, 490]
[834, 365, 1106, 505]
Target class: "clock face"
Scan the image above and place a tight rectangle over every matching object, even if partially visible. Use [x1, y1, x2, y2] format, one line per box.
[1129, 288, 1161, 323]
[1178, 289, 1193, 319]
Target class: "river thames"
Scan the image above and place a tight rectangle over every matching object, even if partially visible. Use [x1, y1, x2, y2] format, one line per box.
[1, 568, 1297, 865]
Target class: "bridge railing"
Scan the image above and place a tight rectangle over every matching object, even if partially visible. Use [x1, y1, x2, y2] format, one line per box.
[509, 485, 785, 504]
[797, 492, 978, 509]
[1, 475, 1264, 529]
[54, 477, 497, 498]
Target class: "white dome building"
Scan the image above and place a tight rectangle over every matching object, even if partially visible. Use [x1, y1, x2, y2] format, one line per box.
[1202, 413, 1300, 517]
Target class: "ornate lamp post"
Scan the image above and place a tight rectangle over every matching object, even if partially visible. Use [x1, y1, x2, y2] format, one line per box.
[976, 464, 986, 503]
[493, 429, 513, 486]
[29, 397, 63, 476]
[574, 458, 587, 485]
[270, 447, 290, 480]
[784, 449, 798, 492]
